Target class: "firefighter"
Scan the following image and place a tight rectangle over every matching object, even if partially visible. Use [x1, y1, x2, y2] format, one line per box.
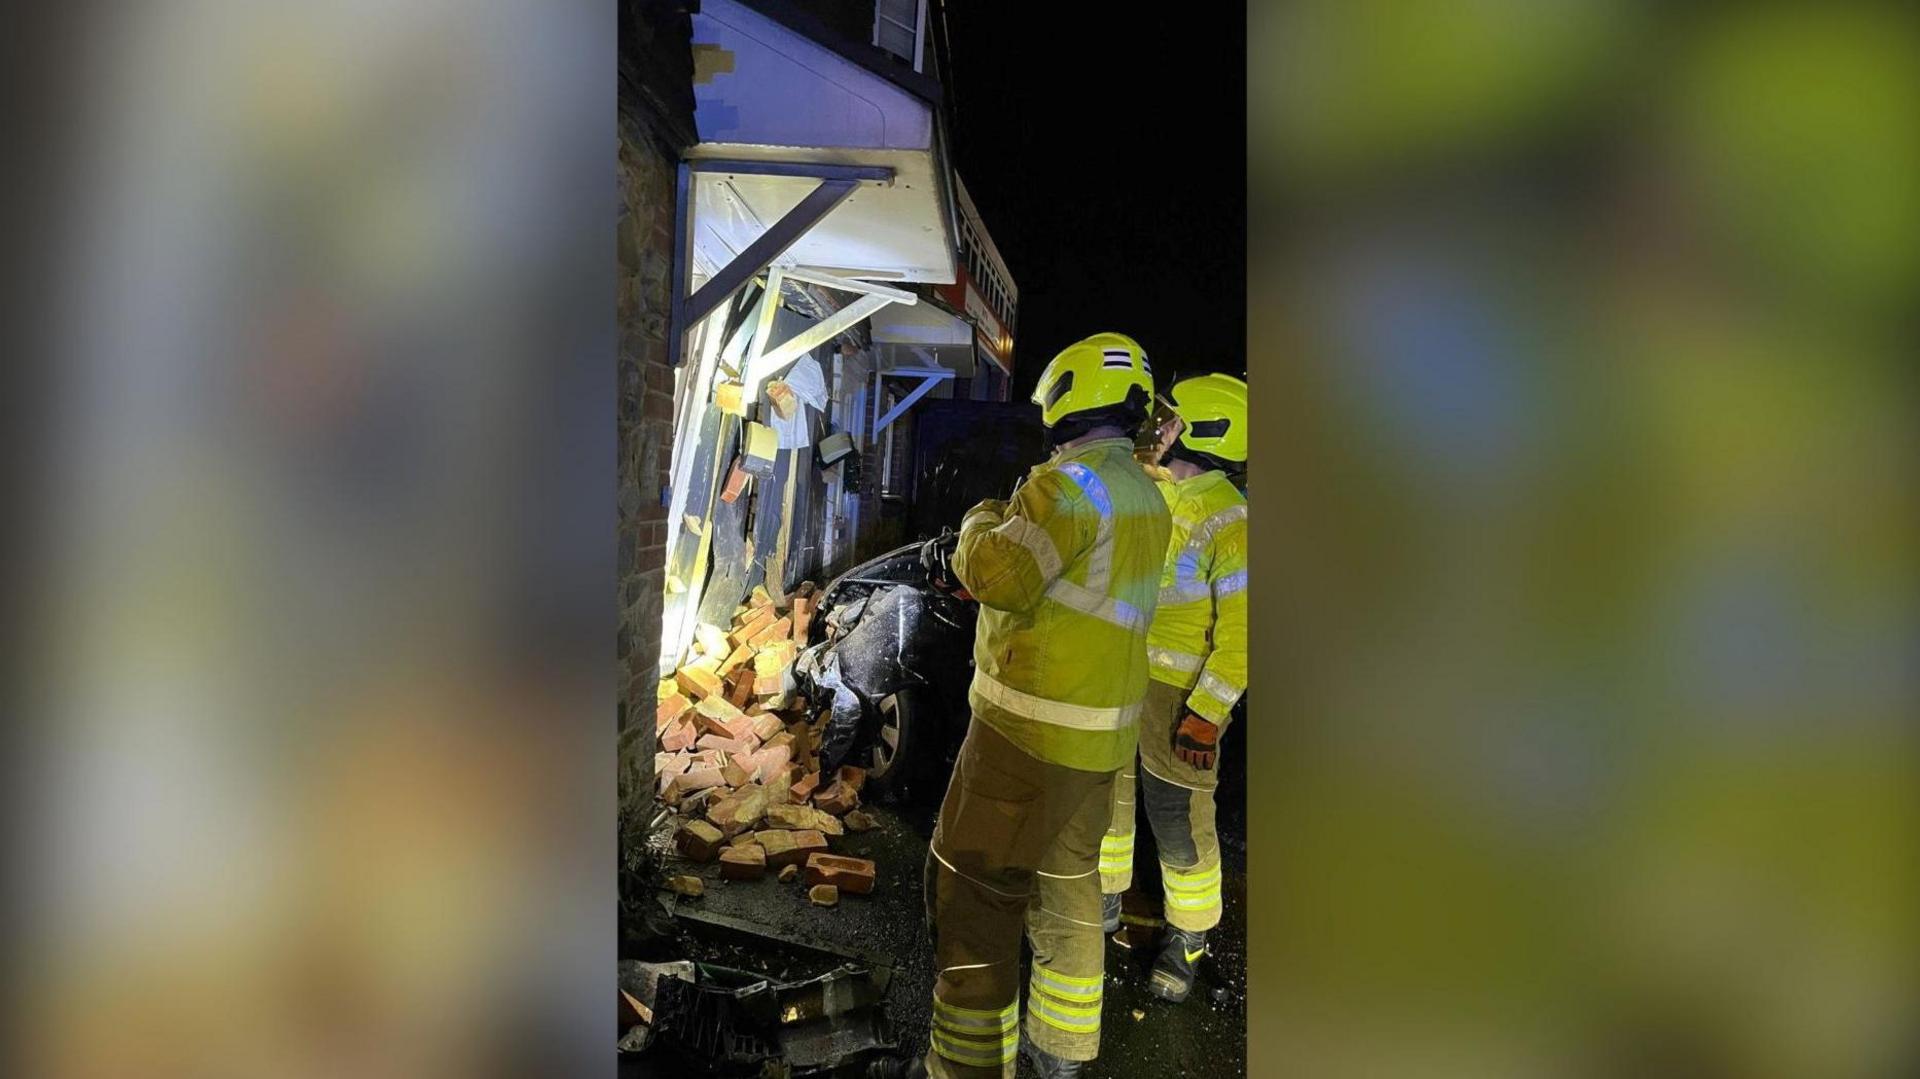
[917, 332, 1171, 1079]
[1098, 372, 1247, 1003]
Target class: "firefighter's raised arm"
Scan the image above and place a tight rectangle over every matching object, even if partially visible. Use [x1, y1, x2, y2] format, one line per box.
[951, 467, 1090, 613]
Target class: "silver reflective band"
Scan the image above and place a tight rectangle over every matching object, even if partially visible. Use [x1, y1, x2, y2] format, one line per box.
[1188, 503, 1247, 545]
[1214, 569, 1247, 596]
[972, 671, 1141, 730]
[1055, 461, 1116, 590]
[997, 516, 1062, 580]
[1157, 582, 1212, 606]
[934, 999, 1019, 1033]
[1196, 671, 1243, 708]
[1046, 577, 1145, 631]
[1030, 966, 1103, 1002]
[1149, 645, 1206, 673]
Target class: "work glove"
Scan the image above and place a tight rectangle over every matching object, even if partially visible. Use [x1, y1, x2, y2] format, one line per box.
[1172, 713, 1219, 770]
[920, 531, 962, 595]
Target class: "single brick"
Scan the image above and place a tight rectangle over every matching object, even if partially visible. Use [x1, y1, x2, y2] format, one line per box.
[692, 694, 746, 734]
[721, 760, 752, 788]
[728, 608, 777, 651]
[754, 828, 798, 865]
[815, 779, 860, 816]
[767, 829, 829, 868]
[836, 765, 868, 793]
[791, 597, 814, 644]
[727, 670, 755, 709]
[675, 767, 725, 795]
[660, 720, 695, 753]
[705, 782, 773, 837]
[656, 692, 693, 731]
[748, 616, 791, 648]
[803, 853, 876, 895]
[675, 666, 723, 700]
[721, 713, 758, 743]
[763, 803, 813, 830]
[718, 643, 755, 677]
[719, 844, 766, 881]
[790, 771, 821, 803]
[752, 744, 791, 785]
[675, 820, 724, 862]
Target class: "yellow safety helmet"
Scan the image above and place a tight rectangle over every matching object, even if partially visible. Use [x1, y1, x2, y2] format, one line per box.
[1167, 372, 1248, 463]
[1030, 332, 1154, 430]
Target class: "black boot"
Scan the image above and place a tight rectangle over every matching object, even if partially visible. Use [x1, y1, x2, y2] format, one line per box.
[1101, 892, 1122, 934]
[1019, 1041, 1086, 1078]
[1148, 927, 1206, 1002]
[868, 1056, 927, 1079]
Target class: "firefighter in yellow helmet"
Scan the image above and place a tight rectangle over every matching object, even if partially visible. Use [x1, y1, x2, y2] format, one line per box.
[1098, 372, 1247, 1003]
[917, 333, 1171, 1079]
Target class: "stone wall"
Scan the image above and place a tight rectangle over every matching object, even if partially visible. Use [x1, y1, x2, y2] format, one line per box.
[616, 119, 679, 847]
[616, 0, 696, 851]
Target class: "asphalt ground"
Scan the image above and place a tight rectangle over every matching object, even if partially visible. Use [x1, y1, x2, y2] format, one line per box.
[624, 718, 1248, 1077]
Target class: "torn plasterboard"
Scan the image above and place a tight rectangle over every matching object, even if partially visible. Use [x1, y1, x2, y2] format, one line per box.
[770, 355, 827, 449]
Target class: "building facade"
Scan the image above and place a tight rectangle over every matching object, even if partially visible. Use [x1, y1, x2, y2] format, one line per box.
[618, 0, 1017, 868]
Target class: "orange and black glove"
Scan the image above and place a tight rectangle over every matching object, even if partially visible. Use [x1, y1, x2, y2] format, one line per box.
[1172, 713, 1219, 770]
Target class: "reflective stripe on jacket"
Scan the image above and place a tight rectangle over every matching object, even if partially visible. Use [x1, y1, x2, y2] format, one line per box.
[954, 437, 1172, 772]
[1145, 470, 1247, 723]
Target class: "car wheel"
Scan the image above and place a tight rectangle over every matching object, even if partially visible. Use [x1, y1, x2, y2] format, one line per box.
[867, 689, 919, 795]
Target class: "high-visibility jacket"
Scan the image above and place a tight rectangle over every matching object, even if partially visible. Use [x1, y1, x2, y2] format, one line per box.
[1145, 470, 1248, 723]
[952, 437, 1172, 773]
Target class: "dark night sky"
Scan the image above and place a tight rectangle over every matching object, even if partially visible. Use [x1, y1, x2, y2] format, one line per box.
[938, 7, 1246, 402]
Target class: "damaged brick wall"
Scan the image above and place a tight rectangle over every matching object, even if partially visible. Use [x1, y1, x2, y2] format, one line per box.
[619, 0, 696, 849]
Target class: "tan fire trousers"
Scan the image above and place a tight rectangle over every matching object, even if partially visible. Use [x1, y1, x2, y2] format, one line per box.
[922, 718, 1117, 1077]
[1100, 679, 1225, 931]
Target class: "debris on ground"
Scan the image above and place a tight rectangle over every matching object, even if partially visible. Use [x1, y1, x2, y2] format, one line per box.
[1132, 1008, 1146, 1022]
[778, 864, 799, 883]
[809, 884, 840, 907]
[802, 854, 876, 895]
[621, 959, 904, 1074]
[655, 581, 887, 903]
[619, 960, 697, 1057]
[668, 875, 706, 898]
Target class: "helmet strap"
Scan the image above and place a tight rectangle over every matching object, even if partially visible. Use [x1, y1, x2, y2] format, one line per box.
[1163, 441, 1236, 474]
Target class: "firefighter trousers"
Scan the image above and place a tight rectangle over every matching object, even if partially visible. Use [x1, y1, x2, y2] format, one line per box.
[1099, 679, 1224, 931]
[922, 717, 1117, 1077]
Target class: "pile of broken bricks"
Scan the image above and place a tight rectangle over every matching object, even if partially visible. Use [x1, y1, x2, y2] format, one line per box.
[656, 581, 881, 906]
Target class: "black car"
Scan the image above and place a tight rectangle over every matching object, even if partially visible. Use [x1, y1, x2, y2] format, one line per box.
[790, 539, 975, 802]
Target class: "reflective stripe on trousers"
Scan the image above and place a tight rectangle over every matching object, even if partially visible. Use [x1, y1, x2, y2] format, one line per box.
[931, 998, 1018, 1071]
[1100, 766, 1136, 893]
[1161, 859, 1223, 916]
[1027, 965, 1103, 1036]
[925, 719, 1115, 1075]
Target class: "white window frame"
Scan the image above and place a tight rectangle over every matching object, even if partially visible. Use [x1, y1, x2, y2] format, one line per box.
[872, 0, 928, 73]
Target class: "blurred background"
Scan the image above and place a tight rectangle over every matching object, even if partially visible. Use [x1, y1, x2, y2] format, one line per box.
[8, 3, 613, 1077]
[1248, 1, 1917, 1075]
